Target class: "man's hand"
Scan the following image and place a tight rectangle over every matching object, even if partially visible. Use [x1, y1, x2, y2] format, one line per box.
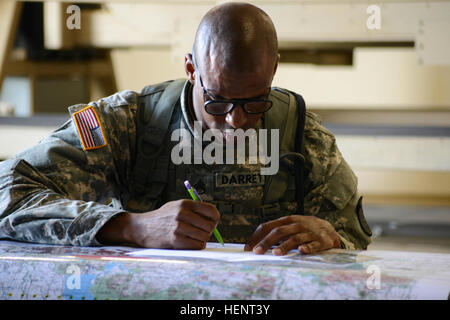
[97, 199, 220, 250]
[244, 215, 341, 255]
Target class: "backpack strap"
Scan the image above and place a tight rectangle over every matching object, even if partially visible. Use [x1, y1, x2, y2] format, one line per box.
[263, 88, 307, 216]
[290, 91, 307, 214]
[277, 91, 307, 215]
[132, 79, 186, 203]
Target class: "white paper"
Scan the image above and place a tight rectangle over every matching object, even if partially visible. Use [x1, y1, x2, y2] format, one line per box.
[127, 242, 300, 262]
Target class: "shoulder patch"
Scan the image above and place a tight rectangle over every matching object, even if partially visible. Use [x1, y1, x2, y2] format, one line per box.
[356, 196, 372, 237]
[73, 106, 107, 150]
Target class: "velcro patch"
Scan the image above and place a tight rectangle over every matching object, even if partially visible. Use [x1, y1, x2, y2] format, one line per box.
[73, 106, 107, 150]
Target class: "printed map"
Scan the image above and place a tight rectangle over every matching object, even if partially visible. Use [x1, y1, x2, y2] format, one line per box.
[0, 241, 449, 300]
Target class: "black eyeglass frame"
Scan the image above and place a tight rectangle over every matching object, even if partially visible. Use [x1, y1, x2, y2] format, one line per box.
[191, 53, 273, 116]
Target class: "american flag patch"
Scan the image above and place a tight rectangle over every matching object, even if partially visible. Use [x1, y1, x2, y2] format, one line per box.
[73, 106, 107, 150]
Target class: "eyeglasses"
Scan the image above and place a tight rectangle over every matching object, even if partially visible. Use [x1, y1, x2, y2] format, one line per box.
[192, 54, 273, 116]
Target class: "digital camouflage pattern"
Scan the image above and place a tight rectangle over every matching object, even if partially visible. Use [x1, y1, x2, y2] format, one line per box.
[0, 80, 372, 249]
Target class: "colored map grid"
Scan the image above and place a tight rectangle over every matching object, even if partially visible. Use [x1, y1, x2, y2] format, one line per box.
[0, 241, 449, 300]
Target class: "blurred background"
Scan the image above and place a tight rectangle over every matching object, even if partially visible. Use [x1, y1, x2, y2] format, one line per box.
[0, 0, 449, 253]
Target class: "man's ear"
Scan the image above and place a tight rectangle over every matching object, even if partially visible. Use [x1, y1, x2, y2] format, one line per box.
[184, 53, 196, 84]
[273, 53, 280, 75]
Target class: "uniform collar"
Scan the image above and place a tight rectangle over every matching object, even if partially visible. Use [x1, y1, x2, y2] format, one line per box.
[180, 80, 201, 141]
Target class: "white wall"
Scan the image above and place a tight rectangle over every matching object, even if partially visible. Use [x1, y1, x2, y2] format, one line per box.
[275, 48, 450, 109]
[111, 47, 186, 93]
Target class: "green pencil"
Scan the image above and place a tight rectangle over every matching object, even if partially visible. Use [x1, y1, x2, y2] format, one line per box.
[184, 180, 224, 246]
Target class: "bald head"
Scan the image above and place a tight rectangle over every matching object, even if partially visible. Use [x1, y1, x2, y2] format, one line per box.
[186, 3, 279, 134]
[193, 2, 278, 73]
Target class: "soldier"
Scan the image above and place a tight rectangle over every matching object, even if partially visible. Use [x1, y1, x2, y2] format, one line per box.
[0, 2, 372, 255]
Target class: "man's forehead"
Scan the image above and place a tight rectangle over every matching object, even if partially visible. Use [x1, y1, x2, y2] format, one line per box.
[200, 58, 274, 97]
[206, 47, 274, 72]
[202, 71, 272, 99]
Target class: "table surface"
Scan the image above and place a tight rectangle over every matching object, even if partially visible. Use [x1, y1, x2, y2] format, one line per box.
[0, 240, 449, 300]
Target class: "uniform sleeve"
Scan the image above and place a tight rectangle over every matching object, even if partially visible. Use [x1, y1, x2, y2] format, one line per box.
[302, 112, 373, 250]
[0, 91, 138, 246]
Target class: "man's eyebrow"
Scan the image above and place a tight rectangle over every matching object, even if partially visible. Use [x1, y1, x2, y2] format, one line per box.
[205, 88, 271, 100]
[204, 89, 221, 100]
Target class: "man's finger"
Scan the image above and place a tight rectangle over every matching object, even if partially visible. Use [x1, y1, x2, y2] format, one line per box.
[245, 216, 302, 251]
[175, 221, 212, 242]
[300, 240, 322, 254]
[177, 209, 217, 233]
[244, 220, 284, 252]
[272, 232, 314, 256]
[252, 223, 305, 254]
[173, 233, 206, 250]
[183, 199, 220, 222]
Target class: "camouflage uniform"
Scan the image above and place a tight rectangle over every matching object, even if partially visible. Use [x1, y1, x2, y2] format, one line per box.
[0, 79, 372, 249]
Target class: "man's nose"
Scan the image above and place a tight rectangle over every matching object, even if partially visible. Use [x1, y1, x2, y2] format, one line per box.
[225, 105, 248, 129]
